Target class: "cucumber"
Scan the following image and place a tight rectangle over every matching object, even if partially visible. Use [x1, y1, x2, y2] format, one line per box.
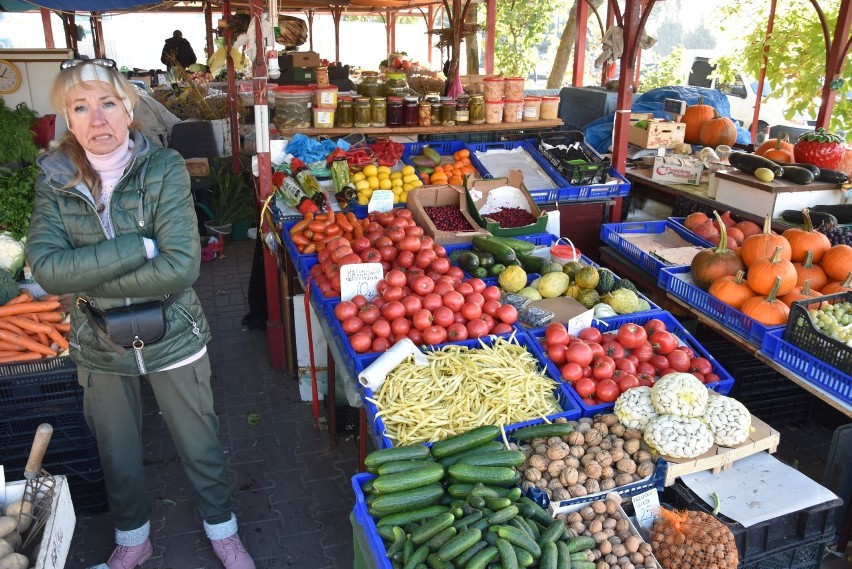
[374, 462, 445, 494]
[538, 519, 567, 545]
[470, 484, 508, 499]
[510, 423, 573, 442]
[453, 540, 489, 567]
[386, 526, 408, 558]
[472, 235, 517, 265]
[488, 505, 519, 524]
[458, 251, 481, 272]
[452, 510, 484, 531]
[489, 263, 506, 276]
[487, 235, 536, 253]
[449, 249, 466, 263]
[470, 517, 491, 533]
[378, 460, 437, 476]
[518, 497, 554, 527]
[514, 545, 535, 567]
[378, 525, 398, 541]
[539, 541, 558, 569]
[431, 426, 501, 459]
[728, 151, 785, 176]
[470, 266, 489, 279]
[424, 527, 458, 552]
[465, 545, 499, 569]
[425, 553, 450, 569]
[571, 561, 597, 569]
[504, 487, 522, 502]
[366, 444, 432, 471]
[508, 517, 537, 540]
[818, 168, 849, 184]
[411, 513, 456, 546]
[402, 545, 429, 569]
[439, 441, 505, 468]
[447, 464, 518, 486]
[458, 450, 526, 469]
[437, 528, 482, 561]
[378, 505, 451, 527]
[402, 539, 414, 564]
[780, 165, 815, 185]
[566, 536, 597, 553]
[466, 494, 486, 509]
[515, 252, 548, 274]
[497, 526, 541, 558]
[496, 537, 519, 569]
[555, 541, 572, 569]
[363, 478, 375, 494]
[483, 496, 512, 511]
[570, 551, 592, 561]
[476, 251, 496, 268]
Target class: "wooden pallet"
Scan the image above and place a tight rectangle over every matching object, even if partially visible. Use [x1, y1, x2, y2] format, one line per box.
[661, 415, 780, 487]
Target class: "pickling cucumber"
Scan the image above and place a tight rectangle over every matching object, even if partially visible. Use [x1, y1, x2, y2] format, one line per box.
[447, 464, 518, 486]
[540, 541, 558, 569]
[510, 423, 573, 442]
[365, 444, 431, 471]
[566, 535, 597, 553]
[377, 460, 437, 476]
[373, 462, 445, 494]
[430, 426, 501, 459]
[456, 450, 526, 468]
[410, 513, 456, 546]
[496, 537, 519, 569]
[437, 528, 482, 562]
[377, 505, 451, 527]
[438, 441, 505, 468]
[497, 525, 542, 557]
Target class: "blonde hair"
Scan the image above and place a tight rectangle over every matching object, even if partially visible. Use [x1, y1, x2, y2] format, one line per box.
[50, 63, 140, 199]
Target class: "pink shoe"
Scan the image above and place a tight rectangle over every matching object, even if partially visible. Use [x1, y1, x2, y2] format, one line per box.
[211, 533, 256, 569]
[107, 539, 153, 568]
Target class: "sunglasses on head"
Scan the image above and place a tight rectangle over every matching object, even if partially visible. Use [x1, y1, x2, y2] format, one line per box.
[60, 58, 117, 70]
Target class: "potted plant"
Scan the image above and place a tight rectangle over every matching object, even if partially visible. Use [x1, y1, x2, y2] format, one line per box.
[207, 164, 255, 237]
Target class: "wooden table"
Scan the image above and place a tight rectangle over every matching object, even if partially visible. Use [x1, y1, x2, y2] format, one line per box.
[273, 119, 565, 138]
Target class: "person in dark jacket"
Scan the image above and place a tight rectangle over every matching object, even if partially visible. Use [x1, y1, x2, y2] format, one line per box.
[160, 30, 197, 68]
[26, 59, 255, 569]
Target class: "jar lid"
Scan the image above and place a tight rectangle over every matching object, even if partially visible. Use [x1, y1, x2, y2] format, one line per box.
[404, 96, 420, 102]
[523, 96, 542, 102]
[371, 96, 387, 101]
[387, 72, 406, 79]
[505, 76, 525, 81]
[314, 84, 338, 91]
[338, 96, 353, 102]
[362, 71, 379, 76]
[483, 76, 504, 82]
[440, 96, 454, 102]
[355, 97, 371, 103]
[388, 96, 404, 102]
[541, 95, 560, 100]
[470, 94, 484, 99]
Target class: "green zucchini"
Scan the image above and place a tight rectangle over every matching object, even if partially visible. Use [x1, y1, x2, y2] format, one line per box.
[447, 464, 518, 486]
[780, 165, 815, 185]
[515, 252, 548, 274]
[431, 426, 501, 459]
[374, 462, 445, 494]
[488, 505, 519, 524]
[453, 540, 489, 567]
[510, 423, 573, 442]
[472, 235, 517, 265]
[538, 519, 567, 545]
[377, 505, 451, 527]
[487, 235, 536, 253]
[566, 536, 597, 553]
[424, 527, 458, 552]
[555, 541, 572, 569]
[402, 545, 429, 569]
[728, 151, 784, 176]
[818, 168, 849, 184]
[464, 545, 499, 569]
[411, 513, 456, 546]
[439, 442, 505, 468]
[437, 528, 482, 561]
[378, 460, 437, 476]
[458, 251, 481, 272]
[539, 541, 558, 569]
[496, 537, 519, 569]
[366, 444, 431, 471]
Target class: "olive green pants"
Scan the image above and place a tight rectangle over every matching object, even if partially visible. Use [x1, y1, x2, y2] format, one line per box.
[78, 354, 233, 531]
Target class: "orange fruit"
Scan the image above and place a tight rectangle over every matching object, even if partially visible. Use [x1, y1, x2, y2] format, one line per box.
[419, 173, 430, 184]
[457, 149, 470, 159]
[448, 176, 464, 185]
[460, 157, 472, 166]
[461, 165, 476, 175]
[453, 160, 465, 170]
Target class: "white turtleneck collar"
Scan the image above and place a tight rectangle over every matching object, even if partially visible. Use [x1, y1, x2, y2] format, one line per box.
[85, 131, 134, 182]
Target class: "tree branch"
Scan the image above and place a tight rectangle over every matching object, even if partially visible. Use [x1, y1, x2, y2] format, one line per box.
[807, 0, 831, 72]
[586, 0, 605, 37]
[837, 33, 852, 76]
[442, 0, 452, 28]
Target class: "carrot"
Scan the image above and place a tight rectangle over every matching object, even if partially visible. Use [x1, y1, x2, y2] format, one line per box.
[36, 312, 64, 323]
[47, 327, 69, 351]
[0, 330, 57, 356]
[0, 301, 61, 318]
[0, 350, 28, 358]
[53, 323, 70, 333]
[0, 341, 24, 351]
[4, 291, 33, 305]
[5, 316, 54, 335]
[0, 351, 43, 363]
[336, 212, 353, 233]
[0, 321, 26, 335]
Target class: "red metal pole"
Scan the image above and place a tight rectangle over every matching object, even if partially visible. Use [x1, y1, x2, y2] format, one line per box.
[816, 0, 852, 128]
[611, 0, 640, 176]
[750, 0, 777, 143]
[41, 9, 55, 48]
[485, 0, 496, 75]
[223, 0, 240, 171]
[572, 0, 589, 86]
[204, 1, 214, 65]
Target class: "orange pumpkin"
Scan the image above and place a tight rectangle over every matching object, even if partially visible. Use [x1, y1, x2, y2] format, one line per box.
[734, 219, 762, 239]
[690, 211, 744, 290]
[683, 97, 715, 144]
[699, 110, 737, 147]
[740, 215, 792, 268]
[741, 276, 791, 325]
[782, 209, 831, 262]
[822, 272, 852, 295]
[780, 279, 821, 308]
[821, 244, 852, 281]
[793, 250, 828, 291]
[708, 270, 754, 310]
[747, 245, 798, 297]
[755, 134, 795, 162]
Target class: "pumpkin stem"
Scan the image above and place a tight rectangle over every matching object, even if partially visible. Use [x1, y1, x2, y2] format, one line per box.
[802, 208, 814, 232]
[769, 245, 783, 264]
[774, 137, 783, 151]
[712, 210, 729, 252]
[843, 272, 852, 288]
[803, 250, 815, 269]
[762, 214, 772, 235]
[734, 270, 745, 284]
[803, 279, 812, 295]
[766, 276, 782, 303]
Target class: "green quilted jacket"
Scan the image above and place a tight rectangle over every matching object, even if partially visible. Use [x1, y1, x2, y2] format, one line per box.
[26, 131, 212, 375]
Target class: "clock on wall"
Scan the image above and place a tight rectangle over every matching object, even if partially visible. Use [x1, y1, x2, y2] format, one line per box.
[0, 59, 22, 95]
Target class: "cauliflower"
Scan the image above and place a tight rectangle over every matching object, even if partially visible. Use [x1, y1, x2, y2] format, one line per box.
[0, 232, 25, 278]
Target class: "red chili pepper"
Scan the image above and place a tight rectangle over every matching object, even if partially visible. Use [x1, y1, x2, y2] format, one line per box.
[272, 171, 285, 188]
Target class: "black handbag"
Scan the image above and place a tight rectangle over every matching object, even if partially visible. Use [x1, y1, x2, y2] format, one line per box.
[80, 294, 181, 353]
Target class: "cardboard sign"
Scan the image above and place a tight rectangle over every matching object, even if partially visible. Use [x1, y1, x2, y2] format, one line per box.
[339, 263, 384, 301]
[632, 489, 661, 531]
[368, 189, 394, 213]
[663, 98, 687, 116]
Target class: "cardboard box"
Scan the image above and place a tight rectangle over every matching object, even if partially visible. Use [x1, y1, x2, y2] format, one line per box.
[628, 113, 686, 149]
[408, 184, 490, 245]
[650, 155, 704, 186]
[521, 296, 593, 335]
[290, 50, 321, 68]
[466, 170, 548, 237]
[185, 158, 210, 177]
[2, 475, 75, 569]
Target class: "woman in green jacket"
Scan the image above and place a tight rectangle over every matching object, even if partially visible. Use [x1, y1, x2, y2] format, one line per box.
[25, 59, 255, 569]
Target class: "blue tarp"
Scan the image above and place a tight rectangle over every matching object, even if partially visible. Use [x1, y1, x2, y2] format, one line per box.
[583, 86, 753, 153]
[1, 0, 160, 10]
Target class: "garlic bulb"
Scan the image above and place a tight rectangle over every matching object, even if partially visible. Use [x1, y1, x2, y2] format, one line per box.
[614, 386, 657, 431]
[644, 415, 714, 458]
[651, 373, 708, 418]
[703, 394, 751, 446]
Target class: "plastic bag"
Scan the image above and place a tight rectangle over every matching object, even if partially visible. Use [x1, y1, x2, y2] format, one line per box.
[208, 40, 250, 77]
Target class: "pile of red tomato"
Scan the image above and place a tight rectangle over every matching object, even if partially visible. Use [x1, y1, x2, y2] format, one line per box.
[539, 319, 720, 406]
[333, 273, 519, 354]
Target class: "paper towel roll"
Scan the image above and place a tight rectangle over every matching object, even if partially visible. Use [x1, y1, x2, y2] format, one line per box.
[358, 338, 427, 392]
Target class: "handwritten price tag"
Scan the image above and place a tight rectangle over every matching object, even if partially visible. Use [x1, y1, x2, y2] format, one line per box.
[339, 263, 384, 301]
[368, 190, 394, 213]
[632, 489, 660, 531]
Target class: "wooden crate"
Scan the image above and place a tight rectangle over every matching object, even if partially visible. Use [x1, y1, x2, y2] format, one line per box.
[662, 415, 780, 487]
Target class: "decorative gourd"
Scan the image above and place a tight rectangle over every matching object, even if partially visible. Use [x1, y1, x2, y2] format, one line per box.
[683, 97, 715, 143]
[725, 226, 745, 245]
[690, 211, 744, 290]
[822, 272, 852, 294]
[782, 209, 831, 262]
[699, 110, 737, 147]
[692, 219, 720, 242]
[741, 276, 790, 325]
[734, 220, 762, 239]
[821, 244, 852, 281]
[708, 270, 754, 310]
[780, 279, 821, 308]
[793, 250, 828, 291]
[740, 215, 792, 268]
[755, 135, 795, 163]
[683, 212, 709, 230]
[747, 246, 798, 296]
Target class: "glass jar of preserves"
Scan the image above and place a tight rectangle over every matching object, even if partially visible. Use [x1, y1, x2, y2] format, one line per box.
[404, 96, 419, 126]
[418, 100, 432, 126]
[440, 97, 456, 126]
[354, 97, 372, 128]
[455, 96, 470, 125]
[387, 97, 404, 127]
[469, 95, 485, 124]
[504, 76, 525, 101]
[483, 76, 505, 102]
[430, 100, 442, 125]
[540, 95, 559, 120]
[371, 96, 387, 127]
[315, 66, 330, 88]
[336, 96, 354, 128]
[358, 71, 384, 98]
[384, 72, 409, 97]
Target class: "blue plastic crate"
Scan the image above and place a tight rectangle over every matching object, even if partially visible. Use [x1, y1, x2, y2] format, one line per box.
[557, 167, 631, 201]
[402, 140, 467, 165]
[348, 202, 406, 220]
[299, 257, 339, 318]
[282, 219, 318, 280]
[526, 311, 735, 417]
[761, 328, 851, 405]
[353, 331, 581, 449]
[548, 460, 667, 514]
[352, 473, 393, 569]
[600, 220, 715, 279]
[0, 356, 80, 413]
[660, 266, 784, 346]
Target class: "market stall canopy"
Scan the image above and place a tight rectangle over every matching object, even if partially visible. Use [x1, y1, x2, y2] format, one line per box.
[0, 0, 443, 12]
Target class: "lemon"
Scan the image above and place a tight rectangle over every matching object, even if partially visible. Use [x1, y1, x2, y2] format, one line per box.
[367, 176, 380, 190]
[403, 174, 420, 184]
[377, 171, 390, 180]
[390, 171, 403, 179]
[355, 179, 370, 191]
[352, 172, 366, 182]
[402, 165, 415, 176]
[379, 178, 393, 190]
[391, 178, 403, 187]
[357, 195, 370, 205]
[392, 185, 403, 195]
[362, 164, 378, 177]
[377, 165, 391, 174]
[403, 183, 413, 191]
[400, 191, 409, 203]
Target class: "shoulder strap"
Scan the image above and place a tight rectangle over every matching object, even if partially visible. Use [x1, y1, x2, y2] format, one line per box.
[136, 159, 150, 228]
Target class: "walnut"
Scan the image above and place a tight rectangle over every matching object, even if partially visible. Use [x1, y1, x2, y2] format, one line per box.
[580, 453, 597, 467]
[580, 506, 596, 520]
[547, 444, 570, 461]
[560, 466, 579, 486]
[600, 478, 616, 490]
[569, 445, 585, 458]
[569, 484, 588, 496]
[598, 538, 613, 555]
[524, 468, 542, 482]
[548, 459, 567, 477]
[609, 423, 626, 437]
[599, 465, 613, 479]
[623, 428, 642, 440]
[518, 463, 529, 473]
[609, 448, 625, 462]
[579, 417, 594, 425]
[616, 458, 637, 474]
[615, 518, 630, 532]
[577, 422, 592, 434]
[565, 457, 581, 469]
[625, 536, 642, 553]
[592, 531, 609, 543]
[599, 413, 619, 426]
[588, 518, 604, 534]
[612, 544, 628, 557]
[585, 479, 601, 494]
[566, 512, 583, 525]
[566, 431, 585, 446]
[623, 438, 641, 455]
[521, 480, 535, 492]
[596, 450, 613, 468]
[577, 472, 588, 484]
[531, 437, 548, 447]
[584, 429, 603, 446]
[535, 479, 549, 490]
[521, 446, 534, 458]
[603, 518, 617, 530]
[548, 478, 564, 491]
[635, 450, 653, 463]
[553, 488, 572, 501]
[612, 438, 625, 448]
[587, 445, 603, 456]
[585, 462, 603, 479]
[535, 443, 549, 455]
[555, 417, 569, 424]
[591, 500, 608, 514]
[529, 454, 549, 471]
[636, 460, 655, 479]
[593, 422, 609, 436]
[599, 440, 613, 451]
[615, 473, 633, 486]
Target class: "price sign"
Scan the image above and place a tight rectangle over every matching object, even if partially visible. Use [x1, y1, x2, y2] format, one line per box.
[663, 98, 687, 117]
[339, 263, 384, 301]
[632, 489, 661, 531]
[368, 189, 395, 213]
